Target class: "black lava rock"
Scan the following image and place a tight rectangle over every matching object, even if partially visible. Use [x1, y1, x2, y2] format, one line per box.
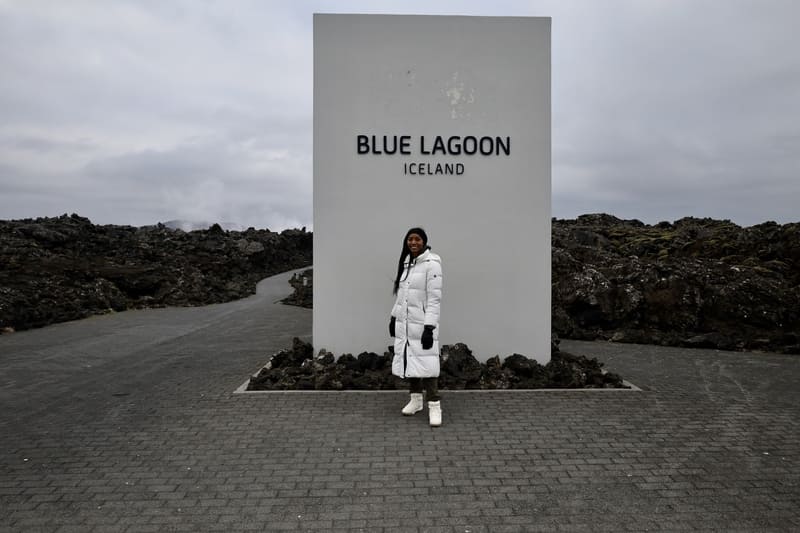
[551, 216, 800, 353]
[0, 214, 312, 332]
[246, 338, 628, 391]
[281, 269, 312, 308]
[439, 343, 483, 389]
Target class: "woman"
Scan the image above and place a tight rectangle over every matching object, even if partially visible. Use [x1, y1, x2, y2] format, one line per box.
[389, 227, 443, 427]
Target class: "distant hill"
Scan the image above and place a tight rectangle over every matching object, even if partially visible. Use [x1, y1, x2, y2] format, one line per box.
[2, 212, 798, 354]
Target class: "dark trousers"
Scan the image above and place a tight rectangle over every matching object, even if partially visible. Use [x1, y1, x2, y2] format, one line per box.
[408, 377, 440, 402]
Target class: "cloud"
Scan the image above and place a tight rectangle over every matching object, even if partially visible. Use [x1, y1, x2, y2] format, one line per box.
[0, 1, 313, 229]
[549, 0, 800, 225]
[80, 132, 312, 229]
[1, 0, 799, 228]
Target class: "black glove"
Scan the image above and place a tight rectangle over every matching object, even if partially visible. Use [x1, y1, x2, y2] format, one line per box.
[389, 316, 396, 337]
[421, 325, 435, 350]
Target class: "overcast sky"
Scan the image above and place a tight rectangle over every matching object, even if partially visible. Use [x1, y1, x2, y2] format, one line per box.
[1, 0, 798, 229]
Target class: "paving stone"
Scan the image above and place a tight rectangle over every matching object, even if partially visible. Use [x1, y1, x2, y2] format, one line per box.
[1, 271, 800, 531]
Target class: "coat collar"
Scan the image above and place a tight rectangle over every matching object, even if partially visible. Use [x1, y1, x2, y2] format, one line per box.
[405, 247, 431, 266]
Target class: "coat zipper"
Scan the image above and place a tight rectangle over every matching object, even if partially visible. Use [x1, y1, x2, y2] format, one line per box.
[403, 262, 411, 377]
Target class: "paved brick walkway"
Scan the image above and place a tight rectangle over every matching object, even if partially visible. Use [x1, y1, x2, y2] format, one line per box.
[1, 270, 798, 532]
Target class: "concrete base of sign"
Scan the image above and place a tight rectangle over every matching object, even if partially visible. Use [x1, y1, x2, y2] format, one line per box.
[234, 383, 642, 394]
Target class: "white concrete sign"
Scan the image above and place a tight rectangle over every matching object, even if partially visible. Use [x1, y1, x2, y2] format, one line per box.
[314, 14, 551, 362]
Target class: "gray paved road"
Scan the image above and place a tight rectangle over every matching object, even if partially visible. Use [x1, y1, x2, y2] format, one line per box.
[1, 269, 799, 532]
[0, 269, 311, 424]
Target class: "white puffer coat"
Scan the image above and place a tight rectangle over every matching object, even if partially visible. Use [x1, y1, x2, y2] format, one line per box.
[391, 248, 442, 378]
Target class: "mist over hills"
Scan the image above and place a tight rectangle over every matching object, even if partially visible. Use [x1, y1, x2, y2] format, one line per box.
[161, 220, 248, 232]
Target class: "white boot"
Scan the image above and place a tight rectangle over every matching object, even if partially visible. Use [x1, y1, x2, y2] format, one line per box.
[428, 401, 442, 427]
[401, 393, 424, 416]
